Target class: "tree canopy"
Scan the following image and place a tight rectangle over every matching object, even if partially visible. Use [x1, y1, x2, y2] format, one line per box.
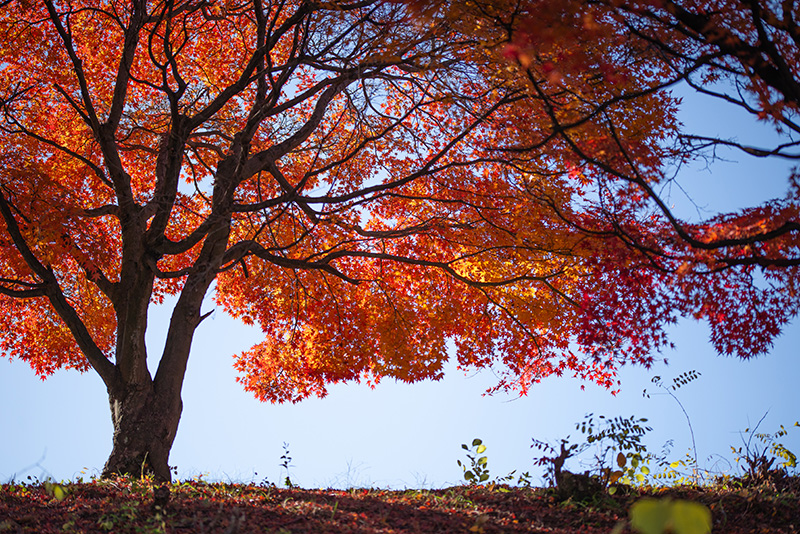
[0, 0, 796, 479]
[399, 0, 800, 353]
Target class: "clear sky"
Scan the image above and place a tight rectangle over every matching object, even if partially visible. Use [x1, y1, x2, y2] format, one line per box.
[1, 84, 798, 489]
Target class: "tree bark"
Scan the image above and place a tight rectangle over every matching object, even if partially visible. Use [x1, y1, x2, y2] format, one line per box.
[102, 382, 182, 482]
[101, 249, 217, 482]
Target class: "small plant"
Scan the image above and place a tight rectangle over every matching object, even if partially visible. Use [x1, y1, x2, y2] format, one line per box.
[494, 469, 533, 488]
[731, 413, 799, 486]
[531, 437, 605, 500]
[531, 437, 583, 486]
[456, 439, 533, 488]
[644, 370, 702, 482]
[532, 413, 654, 497]
[458, 438, 490, 484]
[280, 442, 296, 488]
[582, 414, 653, 489]
[650, 443, 697, 486]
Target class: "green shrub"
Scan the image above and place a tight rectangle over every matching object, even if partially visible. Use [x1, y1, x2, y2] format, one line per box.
[458, 438, 490, 484]
[730, 414, 798, 486]
[532, 413, 653, 495]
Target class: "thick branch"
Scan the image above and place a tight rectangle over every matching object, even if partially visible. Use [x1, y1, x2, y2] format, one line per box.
[0, 190, 119, 391]
[0, 277, 47, 298]
[106, 0, 145, 130]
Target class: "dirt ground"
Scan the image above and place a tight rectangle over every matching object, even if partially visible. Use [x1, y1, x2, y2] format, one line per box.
[1, 477, 798, 533]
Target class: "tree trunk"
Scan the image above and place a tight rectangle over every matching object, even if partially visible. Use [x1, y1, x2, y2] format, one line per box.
[99, 192, 228, 482]
[102, 383, 182, 482]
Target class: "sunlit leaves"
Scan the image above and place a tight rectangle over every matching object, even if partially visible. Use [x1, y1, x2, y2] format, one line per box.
[0, 0, 797, 410]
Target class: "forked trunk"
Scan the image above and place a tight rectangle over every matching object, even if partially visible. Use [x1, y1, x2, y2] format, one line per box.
[99, 191, 227, 481]
[102, 384, 182, 482]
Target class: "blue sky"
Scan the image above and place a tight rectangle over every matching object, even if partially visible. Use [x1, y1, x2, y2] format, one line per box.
[1, 84, 798, 489]
[1, 312, 797, 488]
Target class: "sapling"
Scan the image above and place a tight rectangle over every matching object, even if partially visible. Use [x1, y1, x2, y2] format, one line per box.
[643, 371, 702, 482]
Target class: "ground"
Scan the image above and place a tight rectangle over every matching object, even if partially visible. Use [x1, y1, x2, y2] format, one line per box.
[1, 477, 798, 533]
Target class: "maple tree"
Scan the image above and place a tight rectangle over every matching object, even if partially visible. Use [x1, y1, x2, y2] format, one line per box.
[0, 0, 796, 482]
